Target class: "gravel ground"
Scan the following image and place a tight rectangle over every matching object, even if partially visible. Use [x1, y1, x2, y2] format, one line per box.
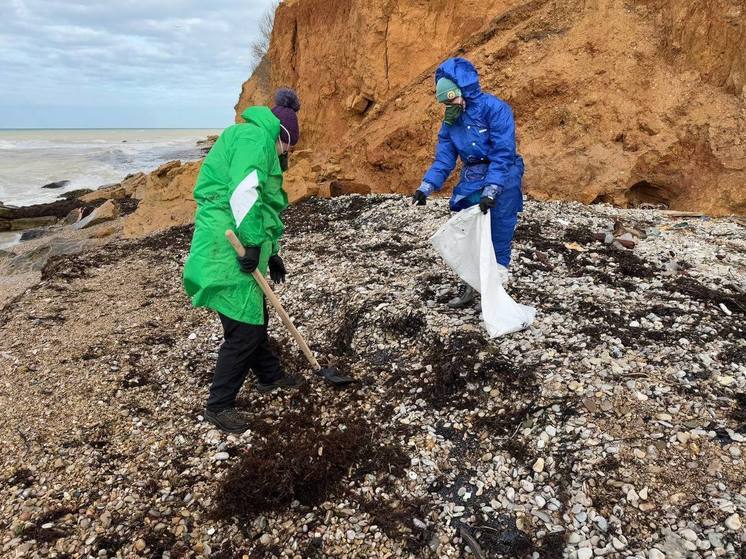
[0, 195, 744, 559]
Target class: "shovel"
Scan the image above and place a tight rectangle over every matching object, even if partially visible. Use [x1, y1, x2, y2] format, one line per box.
[226, 230, 355, 387]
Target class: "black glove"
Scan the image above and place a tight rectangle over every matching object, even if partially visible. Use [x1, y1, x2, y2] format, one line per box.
[268, 255, 287, 284]
[412, 190, 427, 206]
[479, 196, 495, 214]
[237, 246, 261, 274]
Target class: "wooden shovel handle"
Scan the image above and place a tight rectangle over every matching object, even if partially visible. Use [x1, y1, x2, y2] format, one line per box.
[225, 230, 322, 371]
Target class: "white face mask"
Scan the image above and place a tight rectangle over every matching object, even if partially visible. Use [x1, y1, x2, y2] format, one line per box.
[279, 124, 292, 154]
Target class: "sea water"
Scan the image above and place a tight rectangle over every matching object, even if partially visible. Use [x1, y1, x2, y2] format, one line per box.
[0, 128, 220, 207]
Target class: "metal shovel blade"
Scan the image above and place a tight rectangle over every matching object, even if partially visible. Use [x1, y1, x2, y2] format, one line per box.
[317, 367, 355, 387]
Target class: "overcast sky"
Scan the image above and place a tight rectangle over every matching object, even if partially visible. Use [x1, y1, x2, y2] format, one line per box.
[0, 0, 277, 129]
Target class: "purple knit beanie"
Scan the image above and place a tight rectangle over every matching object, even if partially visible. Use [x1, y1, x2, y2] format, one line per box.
[271, 88, 301, 146]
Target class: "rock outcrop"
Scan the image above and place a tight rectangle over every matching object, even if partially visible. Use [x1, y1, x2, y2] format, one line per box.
[123, 161, 202, 238]
[236, 0, 746, 216]
[74, 200, 120, 230]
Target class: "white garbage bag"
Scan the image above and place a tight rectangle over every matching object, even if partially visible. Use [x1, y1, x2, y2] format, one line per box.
[430, 206, 536, 337]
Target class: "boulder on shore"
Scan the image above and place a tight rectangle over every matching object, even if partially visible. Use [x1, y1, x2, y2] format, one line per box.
[74, 200, 119, 230]
[20, 228, 52, 242]
[0, 199, 87, 220]
[10, 216, 58, 231]
[5, 237, 88, 274]
[81, 173, 146, 203]
[42, 180, 70, 189]
[58, 189, 94, 200]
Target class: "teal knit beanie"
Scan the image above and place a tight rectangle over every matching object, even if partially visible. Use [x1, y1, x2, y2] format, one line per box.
[436, 77, 462, 103]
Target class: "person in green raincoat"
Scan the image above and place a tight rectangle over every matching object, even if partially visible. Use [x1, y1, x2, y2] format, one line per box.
[183, 89, 302, 434]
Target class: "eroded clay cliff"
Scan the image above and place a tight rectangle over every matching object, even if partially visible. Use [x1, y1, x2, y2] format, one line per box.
[236, 0, 746, 215]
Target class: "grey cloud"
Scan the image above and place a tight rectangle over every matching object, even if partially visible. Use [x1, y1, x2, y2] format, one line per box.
[0, 0, 278, 127]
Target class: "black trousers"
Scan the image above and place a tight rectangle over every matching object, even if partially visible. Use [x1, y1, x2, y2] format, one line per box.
[205, 311, 283, 411]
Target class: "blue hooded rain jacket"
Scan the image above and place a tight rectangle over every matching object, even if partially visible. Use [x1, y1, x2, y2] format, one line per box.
[418, 58, 524, 267]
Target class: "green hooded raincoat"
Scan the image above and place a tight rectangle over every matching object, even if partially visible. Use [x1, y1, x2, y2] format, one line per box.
[182, 106, 288, 325]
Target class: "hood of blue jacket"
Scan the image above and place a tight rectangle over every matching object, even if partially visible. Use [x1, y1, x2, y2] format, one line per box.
[435, 58, 482, 100]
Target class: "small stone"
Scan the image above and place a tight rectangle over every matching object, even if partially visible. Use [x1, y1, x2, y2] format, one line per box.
[612, 537, 625, 550]
[578, 548, 593, 559]
[676, 432, 690, 444]
[532, 457, 545, 473]
[680, 528, 697, 541]
[648, 549, 665, 559]
[627, 488, 639, 502]
[213, 452, 230, 461]
[582, 397, 597, 412]
[724, 514, 741, 531]
[259, 534, 272, 545]
[135, 539, 146, 551]
[346, 529, 356, 541]
[188, 333, 197, 340]
[595, 516, 608, 532]
[639, 487, 649, 500]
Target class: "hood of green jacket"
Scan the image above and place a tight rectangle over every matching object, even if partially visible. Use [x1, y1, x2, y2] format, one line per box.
[241, 106, 281, 141]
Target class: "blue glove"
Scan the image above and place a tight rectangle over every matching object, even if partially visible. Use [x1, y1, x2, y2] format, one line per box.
[482, 184, 501, 198]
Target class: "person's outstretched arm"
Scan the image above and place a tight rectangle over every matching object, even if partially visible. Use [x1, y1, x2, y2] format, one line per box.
[419, 123, 458, 196]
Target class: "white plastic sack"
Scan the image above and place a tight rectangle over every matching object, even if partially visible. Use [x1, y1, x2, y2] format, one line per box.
[431, 206, 536, 337]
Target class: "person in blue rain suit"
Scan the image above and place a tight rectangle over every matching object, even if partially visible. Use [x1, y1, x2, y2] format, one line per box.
[412, 57, 525, 308]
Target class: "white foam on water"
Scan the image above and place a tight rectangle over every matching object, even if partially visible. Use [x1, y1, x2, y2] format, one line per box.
[0, 232, 22, 250]
[0, 129, 220, 206]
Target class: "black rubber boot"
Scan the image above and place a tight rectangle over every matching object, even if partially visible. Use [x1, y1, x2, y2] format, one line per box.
[256, 373, 303, 393]
[204, 407, 250, 434]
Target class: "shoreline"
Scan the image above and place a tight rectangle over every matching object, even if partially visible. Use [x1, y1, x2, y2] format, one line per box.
[0, 134, 217, 250]
[0, 129, 219, 209]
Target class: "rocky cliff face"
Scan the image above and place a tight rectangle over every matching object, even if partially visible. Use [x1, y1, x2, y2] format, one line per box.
[660, 0, 746, 95]
[236, 0, 746, 216]
[235, 0, 520, 144]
